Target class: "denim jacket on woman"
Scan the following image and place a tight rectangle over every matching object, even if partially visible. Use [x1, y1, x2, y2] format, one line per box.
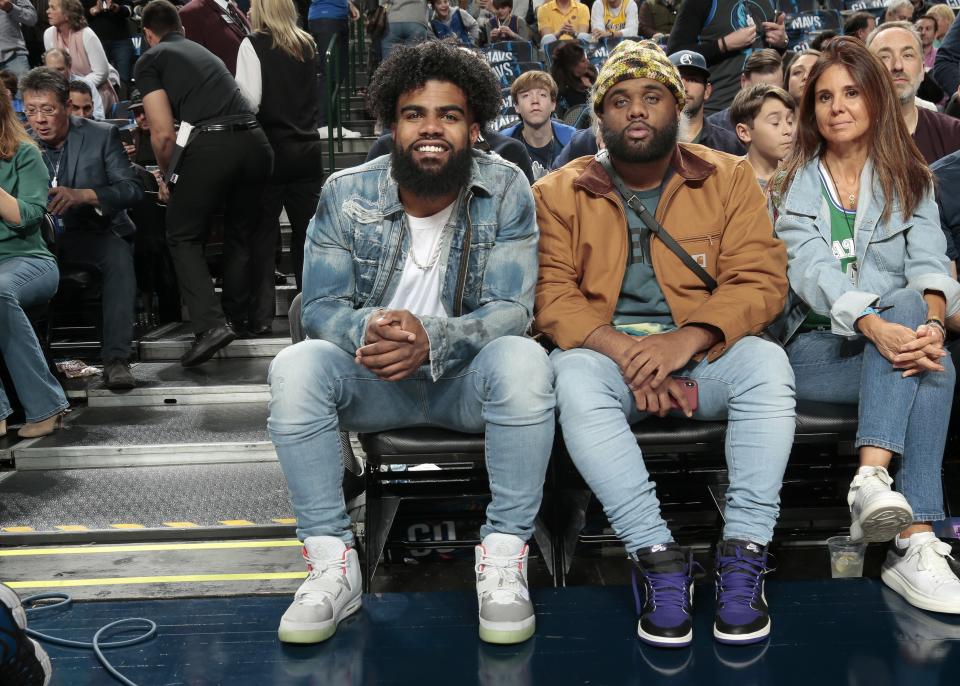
[300, 150, 539, 381]
[772, 155, 960, 343]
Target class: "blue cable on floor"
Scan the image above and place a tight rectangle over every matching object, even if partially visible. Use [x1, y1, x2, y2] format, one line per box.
[22, 592, 157, 686]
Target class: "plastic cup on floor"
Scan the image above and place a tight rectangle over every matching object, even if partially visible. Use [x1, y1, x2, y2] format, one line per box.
[827, 536, 866, 578]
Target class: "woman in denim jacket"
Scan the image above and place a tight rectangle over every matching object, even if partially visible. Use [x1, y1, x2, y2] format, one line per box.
[772, 38, 960, 615]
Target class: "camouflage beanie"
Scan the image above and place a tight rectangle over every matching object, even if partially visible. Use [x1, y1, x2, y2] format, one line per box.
[592, 40, 685, 114]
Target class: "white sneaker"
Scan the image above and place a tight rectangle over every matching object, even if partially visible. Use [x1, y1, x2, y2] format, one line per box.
[881, 532, 960, 614]
[847, 466, 914, 542]
[0, 582, 51, 686]
[475, 533, 535, 644]
[317, 125, 362, 139]
[278, 536, 362, 643]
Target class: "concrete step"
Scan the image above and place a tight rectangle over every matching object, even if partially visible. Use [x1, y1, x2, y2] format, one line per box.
[138, 321, 291, 362]
[10, 403, 275, 470]
[86, 358, 272, 408]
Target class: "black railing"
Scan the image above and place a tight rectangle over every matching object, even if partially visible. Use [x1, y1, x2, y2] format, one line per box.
[325, 31, 344, 175]
[324, 19, 367, 174]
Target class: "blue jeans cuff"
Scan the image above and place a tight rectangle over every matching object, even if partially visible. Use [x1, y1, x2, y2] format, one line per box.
[26, 401, 69, 424]
[853, 437, 904, 454]
[911, 512, 946, 523]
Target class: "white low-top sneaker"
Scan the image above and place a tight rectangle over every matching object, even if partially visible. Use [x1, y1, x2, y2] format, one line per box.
[881, 532, 960, 614]
[278, 536, 362, 643]
[847, 466, 914, 542]
[475, 533, 535, 645]
[317, 125, 362, 139]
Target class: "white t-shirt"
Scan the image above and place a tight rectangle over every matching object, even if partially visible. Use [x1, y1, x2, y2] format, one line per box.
[385, 202, 456, 317]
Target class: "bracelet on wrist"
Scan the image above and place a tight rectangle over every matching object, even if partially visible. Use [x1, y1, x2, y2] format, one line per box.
[720, 36, 728, 52]
[925, 318, 947, 341]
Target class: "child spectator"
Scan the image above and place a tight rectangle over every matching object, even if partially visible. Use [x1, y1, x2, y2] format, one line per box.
[590, 0, 638, 41]
[730, 83, 796, 190]
[500, 70, 575, 178]
[483, 0, 529, 42]
[429, 0, 480, 45]
[537, 0, 590, 49]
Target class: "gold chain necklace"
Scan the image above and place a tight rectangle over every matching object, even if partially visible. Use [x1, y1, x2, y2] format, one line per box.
[823, 161, 858, 236]
[823, 160, 859, 209]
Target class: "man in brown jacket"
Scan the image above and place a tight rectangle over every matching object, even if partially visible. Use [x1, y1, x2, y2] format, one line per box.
[534, 40, 795, 649]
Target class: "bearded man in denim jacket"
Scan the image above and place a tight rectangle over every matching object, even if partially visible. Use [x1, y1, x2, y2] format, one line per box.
[267, 41, 554, 647]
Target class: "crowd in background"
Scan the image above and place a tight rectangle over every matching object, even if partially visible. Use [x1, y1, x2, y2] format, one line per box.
[4, 0, 960, 433]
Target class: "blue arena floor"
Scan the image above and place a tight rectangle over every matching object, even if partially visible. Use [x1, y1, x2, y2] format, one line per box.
[29, 579, 960, 686]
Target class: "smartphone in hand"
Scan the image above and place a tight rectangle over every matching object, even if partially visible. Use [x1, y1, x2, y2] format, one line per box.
[668, 377, 699, 413]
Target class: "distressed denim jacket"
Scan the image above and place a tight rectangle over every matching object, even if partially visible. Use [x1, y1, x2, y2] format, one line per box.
[772, 156, 960, 343]
[300, 150, 539, 380]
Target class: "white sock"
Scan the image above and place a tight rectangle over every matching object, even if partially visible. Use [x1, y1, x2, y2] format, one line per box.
[896, 534, 910, 550]
[857, 465, 884, 477]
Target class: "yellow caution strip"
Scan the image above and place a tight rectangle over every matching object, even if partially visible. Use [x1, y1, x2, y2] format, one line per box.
[0, 540, 303, 557]
[5, 571, 309, 590]
[1, 519, 298, 533]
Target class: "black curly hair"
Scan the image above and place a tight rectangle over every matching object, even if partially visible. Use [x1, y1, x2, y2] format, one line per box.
[366, 40, 502, 131]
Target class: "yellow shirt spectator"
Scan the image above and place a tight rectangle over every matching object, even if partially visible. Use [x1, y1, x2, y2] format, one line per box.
[537, 0, 590, 41]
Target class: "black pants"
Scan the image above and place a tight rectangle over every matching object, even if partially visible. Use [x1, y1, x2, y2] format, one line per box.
[58, 230, 136, 362]
[309, 18, 349, 128]
[252, 140, 323, 322]
[165, 127, 273, 333]
[131, 194, 180, 325]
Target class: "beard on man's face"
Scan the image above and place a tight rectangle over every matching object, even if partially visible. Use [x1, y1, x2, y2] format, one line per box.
[601, 115, 679, 164]
[390, 139, 474, 198]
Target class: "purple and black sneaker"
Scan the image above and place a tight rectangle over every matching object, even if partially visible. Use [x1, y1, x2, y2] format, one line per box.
[630, 542, 696, 648]
[713, 539, 773, 645]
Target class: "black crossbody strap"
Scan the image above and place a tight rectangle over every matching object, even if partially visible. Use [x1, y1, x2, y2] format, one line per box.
[597, 152, 718, 292]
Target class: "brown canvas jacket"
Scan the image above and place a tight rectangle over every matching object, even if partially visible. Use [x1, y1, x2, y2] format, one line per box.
[533, 143, 788, 361]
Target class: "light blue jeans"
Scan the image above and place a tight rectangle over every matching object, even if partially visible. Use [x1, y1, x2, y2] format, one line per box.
[786, 288, 953, 522]
[0, 54, 29, 79]
[552, 335, 796, 552]
[0, 256, 69, 423]
[380, 21, 429, 59]
[268, 336, 556, 544]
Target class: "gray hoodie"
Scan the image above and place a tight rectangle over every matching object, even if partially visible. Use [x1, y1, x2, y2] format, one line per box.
[384, 0, 429, 26]
[0, 0, 36, 64]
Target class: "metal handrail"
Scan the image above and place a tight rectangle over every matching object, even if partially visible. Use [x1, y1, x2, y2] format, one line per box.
[325, 31, 343, 175]
[324, 18, 368, 174]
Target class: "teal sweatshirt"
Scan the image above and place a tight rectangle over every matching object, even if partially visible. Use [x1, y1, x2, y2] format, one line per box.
[0, 141, 52, 263]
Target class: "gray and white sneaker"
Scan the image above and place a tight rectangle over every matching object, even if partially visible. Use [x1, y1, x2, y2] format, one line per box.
[278, 536, 362, 643]
[881, 532, 960, 614]
[475, 533, 535, 644]
[0, 582, 51, 686]
[847, 466, 914, 542]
